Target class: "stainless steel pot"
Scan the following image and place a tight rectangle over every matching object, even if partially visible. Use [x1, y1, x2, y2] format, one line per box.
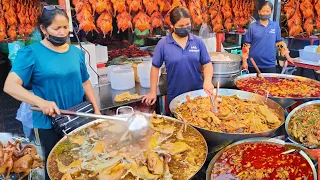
[234, 73, 320, 100]
[209, 52, 242, 74]
[206, 137, 317, 180]
[285, 100, 320, 148]
[47, 113, 208, 180]
[212, 72, 240, 88]
[169, 89, 285, 146]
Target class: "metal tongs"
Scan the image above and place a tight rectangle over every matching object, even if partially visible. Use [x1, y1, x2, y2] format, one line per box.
[250, 58, 263, 78]
[209, 81, 219, 113]
[30, 106, 150, 143]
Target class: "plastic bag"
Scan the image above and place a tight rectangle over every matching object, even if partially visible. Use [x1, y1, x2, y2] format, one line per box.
[199, 23, 212, 39]
[16, 91, 33, 129]
[8, 41, 25, 65]
[202, 35, 225, 53]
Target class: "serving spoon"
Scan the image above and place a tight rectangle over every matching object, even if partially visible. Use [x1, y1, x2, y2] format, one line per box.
[30, 106, 150, 144]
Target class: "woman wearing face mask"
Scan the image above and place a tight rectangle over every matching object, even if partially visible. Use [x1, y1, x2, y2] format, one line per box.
[142, 7, 214, 106]
[3, 6, 100, 179]
[242, 1, 295, 73]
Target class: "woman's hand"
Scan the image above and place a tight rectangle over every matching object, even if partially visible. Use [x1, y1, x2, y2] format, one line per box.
[142, 92, 157, 106]
[242, 60, 248, 70]
[203, 80, 215, 95]
[36, 99, 60, 117]
[94, 109, 101, 115]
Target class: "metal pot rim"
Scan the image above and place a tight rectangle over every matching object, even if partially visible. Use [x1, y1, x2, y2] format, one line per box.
[205, 137, 317, 180]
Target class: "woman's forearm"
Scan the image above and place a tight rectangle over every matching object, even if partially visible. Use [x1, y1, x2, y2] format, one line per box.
[83, 80, 99, 111]
[203, 63, 213, 83]
[150, 66, 160, 95]
[4, 73, 43, 106]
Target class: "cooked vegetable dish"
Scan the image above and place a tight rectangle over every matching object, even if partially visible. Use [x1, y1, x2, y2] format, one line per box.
[236, 77, 320, 98]
[48, 114, 207, 179]
[175, 95, 282, 133]
[288, 104, 320, 148]
[211, 142, 314, 180]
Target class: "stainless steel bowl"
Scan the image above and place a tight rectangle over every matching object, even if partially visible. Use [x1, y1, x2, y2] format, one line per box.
[209, 52, 242, 74]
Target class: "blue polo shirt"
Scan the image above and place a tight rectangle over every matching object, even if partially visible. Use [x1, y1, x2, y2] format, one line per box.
[245, 20, 283, 68]
[152, 33, 211, 104]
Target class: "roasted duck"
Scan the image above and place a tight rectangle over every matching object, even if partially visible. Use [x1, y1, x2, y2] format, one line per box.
[158, 0, 171, 12]
[7, 26, 17, 40]
[111, 0, 127, 14]
[284, 0, 296, 19]
[224, 18, 232, 32]
[89, 0, 108, 14]
[77, 2, 98, 33]
[221, 0, 232, 19]
[212, 13, 223, 32]
[188, 0, 202, 25]
[0, 140, 43, 180]
[116, 11, 133, 33]
[127, 0, 143, 13]
[303, 17, 314, 36]
[143, 0, 159, 15]
[300, 0, 314, 19]
[315, 0, 320, 16]
[151, 12, 164, 32]
[133, 12, 151, 32]
[97, 12, 113, 37]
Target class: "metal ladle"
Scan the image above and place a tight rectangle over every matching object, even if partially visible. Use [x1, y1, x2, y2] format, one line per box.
[30, 106, 150, 142]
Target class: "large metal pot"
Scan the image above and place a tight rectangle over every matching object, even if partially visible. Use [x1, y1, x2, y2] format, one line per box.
[285, 100, 320, 148]
[205, 137, 317, 180]
[234, 73, 320, 100]
[47, 113, 208, 180]
[212, 72, 240, 88]
[169, 89, 285, 146]
[209, 52, 242, 74]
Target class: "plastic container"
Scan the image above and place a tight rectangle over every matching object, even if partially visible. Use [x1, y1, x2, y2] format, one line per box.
[107, 65, 117, 83]
[110, 67, 135, 90]
[303, 45, 318, 53]
[137, 62, 160, 88]
[95, 45, 108, 63]
[299, 50, 320, 65]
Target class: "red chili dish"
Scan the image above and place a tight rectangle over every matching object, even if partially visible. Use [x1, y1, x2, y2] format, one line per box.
[236, 77, 320, 98]
[211, 142, 314, 180]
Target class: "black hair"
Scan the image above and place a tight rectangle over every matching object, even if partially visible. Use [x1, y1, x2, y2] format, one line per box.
[170, 7, 191, 26]
[39, 8, 69, 28]
[258, 1, 273, 11]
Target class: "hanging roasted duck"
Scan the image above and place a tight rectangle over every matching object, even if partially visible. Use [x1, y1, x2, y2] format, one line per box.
[189, 0, 202, 25]
[133, 11, 151, 32]
[116, 11, 133, 33]
[150, 12, 164, 32]
[97, 12, 113, 37]
[127, 0, 143, 13]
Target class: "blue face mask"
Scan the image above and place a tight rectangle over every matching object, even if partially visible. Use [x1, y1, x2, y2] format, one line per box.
[174, 26, 191, 37]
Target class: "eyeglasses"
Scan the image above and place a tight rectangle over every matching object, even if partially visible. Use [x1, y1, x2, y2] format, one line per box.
[42, 5, 64, 11]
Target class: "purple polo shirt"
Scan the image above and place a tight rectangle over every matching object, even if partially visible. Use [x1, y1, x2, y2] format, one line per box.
[152, 33, 211, 104]
[245, 20, 283, 68]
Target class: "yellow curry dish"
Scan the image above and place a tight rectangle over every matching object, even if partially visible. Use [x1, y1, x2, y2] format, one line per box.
[175, 95, 282, 134]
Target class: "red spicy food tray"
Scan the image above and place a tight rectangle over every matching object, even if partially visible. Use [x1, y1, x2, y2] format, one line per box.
[211, 142, 315, 180]
[235, 76, 320, 98]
